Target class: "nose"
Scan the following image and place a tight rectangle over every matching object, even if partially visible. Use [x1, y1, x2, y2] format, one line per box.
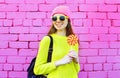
[56, 19, 61, 22]
[56, 17, 61, 22]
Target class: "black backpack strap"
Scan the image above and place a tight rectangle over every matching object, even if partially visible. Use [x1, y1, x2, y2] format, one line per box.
[47, 35, 53, 62]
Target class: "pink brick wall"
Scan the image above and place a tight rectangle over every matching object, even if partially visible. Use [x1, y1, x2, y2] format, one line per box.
[0, 0, 120, 78]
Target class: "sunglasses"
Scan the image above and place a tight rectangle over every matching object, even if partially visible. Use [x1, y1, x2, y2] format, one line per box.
[52, 16, 68, 21]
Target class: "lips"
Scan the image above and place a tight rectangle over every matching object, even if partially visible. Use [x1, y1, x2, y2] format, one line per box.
[55, 22, 63, 27]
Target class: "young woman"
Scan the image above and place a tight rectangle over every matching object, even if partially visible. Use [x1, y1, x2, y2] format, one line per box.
[34, 5, 80, 78]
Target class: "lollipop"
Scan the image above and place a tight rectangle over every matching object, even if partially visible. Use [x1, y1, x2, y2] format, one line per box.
[67, 34, 78, 46]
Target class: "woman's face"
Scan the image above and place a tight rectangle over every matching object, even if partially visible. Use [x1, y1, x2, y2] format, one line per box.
[52, 14, 68, 31]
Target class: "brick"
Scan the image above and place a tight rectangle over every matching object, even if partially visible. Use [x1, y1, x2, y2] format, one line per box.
[10, 27, 29, 33]
[66, 0, 84, 3]
[109, 27, 120, 33]
[0, 0, 4, 3]
[0, 49, 17, 55]
[94, 64, 102, 70]
[90, 27, 108, 34]
[113, 63, 120, 70]
[72, 12, 86, 18]
[90, 42, 109, 48]
[79, 64, 83, 71]
[86, 0, 104, 4]
[99, 49, 117, 55]
[25, 0, 45, 3]
[107, 56, 120, 63]
[19, 4, 38, 11]
[0, 20, 3, 26]
[9, 71, 27, 78]
[0, 41, 8, 48]
[73, 19, 82, 26]
[29, 42, 39, 48]
[93, 19, 102, 26]
[0, 4, 18, 11]
[26, 12, 46, 18]
[73, 27, 89, 34]
[13, 19, 22, 26]
[119, 49, 120, 55]
[0, 12, 5, 18]
[64, 4, 79, 11]
[26, 57, 35, 63]
[105, 0, 120, 4]
[30, 27, 49, 34]
[88, 56, 106, 63]
[99, 34, 117, 41]
[19, 49, 37, 56]
[0, 64, 3, 70]
[43, 19, 52, 26]
[83, 19, 92, 27]
[103, 20, 111, 26]
[113, 20, 120, 26]
[38, 34, 47, 40]
[104, 63, 112, 71]
[46, 12, 52, 18]
[0, 34, 18, 41]
[0, 71, 7, 78]
[6, 0, 24, 3]
[0, 27, 9, 33]
[46, 0, 65, 3]
[13, 64, 23, 71]
[110, 42, 120, 48]
[79, 42, 89, 48]
[9, 42, 28, 48]
[108, 71, 120, 78]
[23, 64, 29, 71]
[79, 4, 97, 11]
[119, 35, 120, 41]
[99, 5, 117, 12]
[88, 12, 106, 19]
[39, 4, 56, 11]
[7, 56, 26, 63]
[4, 19, 12, 26]
[23, 19, 32, 26]
[7, 12, 26, 19]
[89, 71, 107, 78]
[118, 5, 120, 12]
[79, 57, 86, 63]
[78, 72, 87, 78]
[33, 19, 42, 26]
[80, 49, 98, 56]
[4, 64, 12, 70]
[84, 64, 93, 71]
[19, 34, 38, 41]
[108, 13, 120, 19]
[0, 56, 6, 63]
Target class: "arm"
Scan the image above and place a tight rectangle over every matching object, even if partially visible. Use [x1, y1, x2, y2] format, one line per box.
[34, 36, 56, 75]
[69, 43, 80, 73]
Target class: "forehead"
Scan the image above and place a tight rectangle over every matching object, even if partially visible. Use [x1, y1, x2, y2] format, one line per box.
[53, 14, 65, 16]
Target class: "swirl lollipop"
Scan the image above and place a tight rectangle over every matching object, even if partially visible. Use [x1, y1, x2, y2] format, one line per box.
[67, 34, 78, 50]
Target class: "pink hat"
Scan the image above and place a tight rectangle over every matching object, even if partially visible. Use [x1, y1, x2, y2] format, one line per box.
[51, 5, 71, 18]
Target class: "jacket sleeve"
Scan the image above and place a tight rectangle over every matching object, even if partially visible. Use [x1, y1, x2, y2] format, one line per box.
[74, 43, 80, 73]
[34, 36, 56, 75]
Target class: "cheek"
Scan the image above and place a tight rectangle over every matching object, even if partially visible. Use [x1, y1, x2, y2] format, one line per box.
[63, 20, 68, 27]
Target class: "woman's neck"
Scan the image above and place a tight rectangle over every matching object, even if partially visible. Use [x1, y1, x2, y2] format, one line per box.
[56, 29, 66, 36]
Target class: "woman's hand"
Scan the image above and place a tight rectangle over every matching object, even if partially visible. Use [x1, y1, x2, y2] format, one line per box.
[55, 55, 73, 66]
[68, 50, 79, 63]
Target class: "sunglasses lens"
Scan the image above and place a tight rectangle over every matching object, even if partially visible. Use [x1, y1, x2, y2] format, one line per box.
[52, 16, 57, 21]
[60, 16, 65, 21]
[52, 16, 66, 21]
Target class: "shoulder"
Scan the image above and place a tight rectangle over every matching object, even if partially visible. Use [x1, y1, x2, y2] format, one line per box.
[40, 36, 51, 44]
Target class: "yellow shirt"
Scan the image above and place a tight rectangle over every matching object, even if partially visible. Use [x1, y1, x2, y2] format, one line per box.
[34, 34, 80, 78]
